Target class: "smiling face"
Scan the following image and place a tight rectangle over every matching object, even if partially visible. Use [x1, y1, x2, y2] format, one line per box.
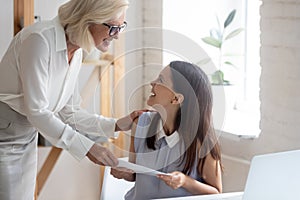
[88, 12, 126, 52]
[147, 66, 179, 108]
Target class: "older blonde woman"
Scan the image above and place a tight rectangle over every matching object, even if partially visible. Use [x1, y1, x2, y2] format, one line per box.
[0, 0, 138, 199]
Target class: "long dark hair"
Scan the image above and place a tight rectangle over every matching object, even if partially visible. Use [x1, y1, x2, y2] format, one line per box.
[146, 61, 222, 175]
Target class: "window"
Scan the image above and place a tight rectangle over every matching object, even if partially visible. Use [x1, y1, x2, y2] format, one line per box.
[162, 0, 261, 138]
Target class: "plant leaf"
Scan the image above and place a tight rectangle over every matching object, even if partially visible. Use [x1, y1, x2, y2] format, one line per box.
[224, 9, 236, 28]
[223, 53, 244, 57]
[211, 70, 225, 85]
[224, 28, 244, 40]
[224, 61, 238, 70]
[202, 37, 221, 48]
[196, 58, 211, 66]
[210, 28, 222, 41]
[223, 80, 230, 85]
[216, 15, 221, 31]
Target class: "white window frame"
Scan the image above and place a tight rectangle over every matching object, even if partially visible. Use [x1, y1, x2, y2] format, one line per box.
[162, 0, 262, 138]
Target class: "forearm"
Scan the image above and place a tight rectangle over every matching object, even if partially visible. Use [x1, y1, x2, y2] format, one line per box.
[59, 105, 117, 138]
[28, 111, 94, 160]
[182, 175, 220, 195]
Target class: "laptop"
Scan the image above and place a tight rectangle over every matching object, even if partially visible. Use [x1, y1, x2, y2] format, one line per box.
[152, 149, 300, 200]
[242, 149, 300, 200]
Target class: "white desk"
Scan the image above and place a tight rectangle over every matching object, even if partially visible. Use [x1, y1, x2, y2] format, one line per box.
[152, 192, 244, 200]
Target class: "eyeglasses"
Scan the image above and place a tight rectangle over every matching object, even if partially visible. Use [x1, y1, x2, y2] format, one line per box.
[152, 75, 178, 94]
[102, 21, 127, 36]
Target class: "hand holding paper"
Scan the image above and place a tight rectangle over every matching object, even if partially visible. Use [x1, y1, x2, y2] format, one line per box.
[116, 159, 170, 177]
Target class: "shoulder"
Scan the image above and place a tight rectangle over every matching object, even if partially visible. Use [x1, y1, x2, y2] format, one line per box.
[137, 111, 156, 127]
[133, 111, 156, 139]
[20, 20, 55, 42]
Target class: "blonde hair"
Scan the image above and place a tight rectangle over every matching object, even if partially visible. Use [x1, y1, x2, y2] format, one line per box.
[58, 0, 129, 52]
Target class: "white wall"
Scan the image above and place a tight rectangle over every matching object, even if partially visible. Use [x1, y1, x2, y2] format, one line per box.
[124, 0, 163, 112]
[123, 0, 144, 112]
[220, 0, 300, 192]
[35, 0, 67, 20]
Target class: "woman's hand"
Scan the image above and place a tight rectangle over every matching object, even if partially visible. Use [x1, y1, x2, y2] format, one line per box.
[115, 109, 148, 131]
[86, 143, 118, 167]
[110, 167, 136, 182]
[157, 171, 187, 190]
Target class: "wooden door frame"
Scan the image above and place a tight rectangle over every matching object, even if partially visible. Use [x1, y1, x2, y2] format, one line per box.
[14, 0, 34, 35]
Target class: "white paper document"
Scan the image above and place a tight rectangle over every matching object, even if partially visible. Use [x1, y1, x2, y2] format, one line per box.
[117, 159, 170, 176]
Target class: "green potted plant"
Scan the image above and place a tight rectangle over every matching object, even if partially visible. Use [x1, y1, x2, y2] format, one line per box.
[201, 9, 244, 85]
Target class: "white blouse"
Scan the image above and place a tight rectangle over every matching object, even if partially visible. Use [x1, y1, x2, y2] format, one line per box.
[0, 17, 116, 160]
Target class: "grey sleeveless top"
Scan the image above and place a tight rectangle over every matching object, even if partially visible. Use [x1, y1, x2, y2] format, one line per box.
[125, 112, 203, 200]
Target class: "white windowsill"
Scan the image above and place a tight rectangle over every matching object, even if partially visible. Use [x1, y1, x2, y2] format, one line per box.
[216, 108, 260, 139]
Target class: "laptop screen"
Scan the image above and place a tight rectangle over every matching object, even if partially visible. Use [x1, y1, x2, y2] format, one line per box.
[242, 150, 300, 200]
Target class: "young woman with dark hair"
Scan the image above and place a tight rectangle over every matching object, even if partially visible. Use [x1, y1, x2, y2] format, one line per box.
[111, 61, 222, 199]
